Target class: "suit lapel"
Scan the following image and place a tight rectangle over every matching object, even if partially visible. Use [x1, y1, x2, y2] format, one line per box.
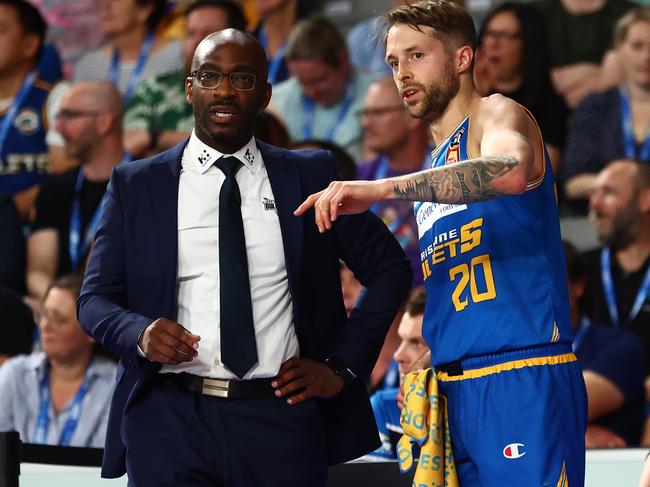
[258, 141, 303, 318]
[147, 141, 186, 319]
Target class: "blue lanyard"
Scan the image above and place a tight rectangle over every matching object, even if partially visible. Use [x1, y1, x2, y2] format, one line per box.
[619, 89, 650, 161]
[258, 28, 286, 85]
[571, 316, 590, 353]
[0, 71, 36, 155]
[109, 31, 154, 102]
[302, 80, 355, 141]
[600, 247, 650, 328]
[33, 361, 94, 446]
[370, 149, 433, 232]
[69, 154, 130, 271]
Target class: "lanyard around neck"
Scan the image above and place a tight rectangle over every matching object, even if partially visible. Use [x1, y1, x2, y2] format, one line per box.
[0, 71, 36, 155]
[619, 89, 650, 161]
[109, 31, 154, 102]
[302, 80, 355, 141]
[33, 360, 94, 446]
[600, 247, 650, 328]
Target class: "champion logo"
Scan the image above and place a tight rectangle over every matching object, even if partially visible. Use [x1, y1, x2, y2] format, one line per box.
[503, 443, 526, 459]
[198, 149, 212, 166]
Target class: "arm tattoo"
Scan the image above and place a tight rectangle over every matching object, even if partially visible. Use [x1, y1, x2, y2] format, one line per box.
[392, 155, 519, 204]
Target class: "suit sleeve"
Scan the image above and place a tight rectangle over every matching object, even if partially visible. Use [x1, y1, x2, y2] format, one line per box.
[77, 167, 152, 363]
[329, 165, 412, 382]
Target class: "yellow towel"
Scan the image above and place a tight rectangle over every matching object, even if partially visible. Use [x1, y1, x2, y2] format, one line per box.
[397, 368, 459, 487]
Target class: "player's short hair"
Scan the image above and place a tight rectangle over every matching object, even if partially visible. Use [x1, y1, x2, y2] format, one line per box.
[614, 6, 650, 46]
[285, 17, 347, 68]
[184, 0, 247, 31]
[0, 0, 46, 59]
[386, 0, 477, 51]
[405, 287, 426, 317]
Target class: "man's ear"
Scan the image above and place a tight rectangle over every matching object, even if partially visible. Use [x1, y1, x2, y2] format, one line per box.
[185, 77, 193, 104]
[456, 45, 474, 75]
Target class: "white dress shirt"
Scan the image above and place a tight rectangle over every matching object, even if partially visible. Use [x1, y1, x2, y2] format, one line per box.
[161, 131, 298, 379]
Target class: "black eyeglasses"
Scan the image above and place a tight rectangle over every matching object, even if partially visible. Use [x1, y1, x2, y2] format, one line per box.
[482, 29, 522, 42]
[55, 109, 102, 121]
[191, 69, 257, 91]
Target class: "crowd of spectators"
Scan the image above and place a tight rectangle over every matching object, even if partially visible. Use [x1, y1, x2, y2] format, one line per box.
[0, 0, 648, 458]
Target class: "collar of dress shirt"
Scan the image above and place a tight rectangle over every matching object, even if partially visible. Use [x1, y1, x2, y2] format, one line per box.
[186, 130, 259, 175]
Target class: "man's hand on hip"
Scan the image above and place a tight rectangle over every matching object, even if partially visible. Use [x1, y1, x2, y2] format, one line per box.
[138, 318, 200, 365]
[272, 357, 344, 405]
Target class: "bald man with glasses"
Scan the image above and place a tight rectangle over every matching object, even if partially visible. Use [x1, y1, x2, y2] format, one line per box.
[27, 80, 128, 306]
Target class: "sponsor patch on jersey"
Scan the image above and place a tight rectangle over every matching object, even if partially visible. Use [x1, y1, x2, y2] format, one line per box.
[416, 201, 467, 237]
[14, 108, 40, 135]
[445, 127, 465, 164]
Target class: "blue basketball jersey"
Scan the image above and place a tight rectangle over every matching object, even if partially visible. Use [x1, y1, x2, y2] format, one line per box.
[0, 76, 50, 195]
[416, 115, 572, 365]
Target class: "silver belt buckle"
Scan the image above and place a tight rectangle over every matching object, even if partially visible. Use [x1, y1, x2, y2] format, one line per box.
[202, 378, 230, 398]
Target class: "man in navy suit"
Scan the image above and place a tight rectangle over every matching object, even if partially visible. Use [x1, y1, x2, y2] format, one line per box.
[77, 29, 411, 486]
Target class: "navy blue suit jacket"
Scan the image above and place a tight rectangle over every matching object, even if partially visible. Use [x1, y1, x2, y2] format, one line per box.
[78, 140, 411, 477]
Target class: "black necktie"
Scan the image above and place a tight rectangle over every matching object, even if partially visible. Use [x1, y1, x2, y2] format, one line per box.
[216, 156, 257, 379]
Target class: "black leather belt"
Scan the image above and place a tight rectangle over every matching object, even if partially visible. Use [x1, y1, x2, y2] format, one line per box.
[157, 373, 276, 399]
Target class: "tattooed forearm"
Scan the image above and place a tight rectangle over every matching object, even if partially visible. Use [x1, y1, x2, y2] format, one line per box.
[392, 155, 519, 204]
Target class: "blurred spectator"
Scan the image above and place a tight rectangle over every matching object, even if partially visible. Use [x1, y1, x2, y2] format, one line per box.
[74, 0, 182, 103]
[255, 110, 290, 148]
[563, 8, 650, 208]
[475, 2, 568, 176]
[583, 160, 650, 371]
[0, 0, 52, 221]
[124, 0, 246, 158]
[0, 275, 115, 447]
[251, 0, 306, 85]
[535, 0, 635, 108]
[28, 0, 105, 79]
[565, 241, 645, 448]
[27, 81, 125, 303]
[35, 43, 63, 85]
[290, 139, 357, 180]
[0, 289, 35, 366]
[357, 76, 431, 289]
[270, 17, 375, 161]
[0, 195, 26, 294]
[368, 288, 428, 459]
[346, 0, 405, 79]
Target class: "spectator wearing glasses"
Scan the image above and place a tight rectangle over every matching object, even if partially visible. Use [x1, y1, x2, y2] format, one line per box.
[270, 17, 375, 161]
[0, 275, 116, 448]
[27, 81, 126, 305]
[124, 0, 247, 158]
[358, 76, 432, 289]
[74, 0, 182, 103]
[475, 3, 568, 177]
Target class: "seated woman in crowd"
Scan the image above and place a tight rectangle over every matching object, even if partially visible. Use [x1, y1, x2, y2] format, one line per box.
[563, 7, 650, 211]
[474, 2, 568, 176]
[0, 276, 115, 447]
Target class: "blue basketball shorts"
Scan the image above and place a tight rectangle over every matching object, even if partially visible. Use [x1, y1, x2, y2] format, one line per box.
[436, 343, 588, 486]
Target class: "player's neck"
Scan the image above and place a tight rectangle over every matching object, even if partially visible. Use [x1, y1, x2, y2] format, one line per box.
[615, 232, 650, 273]
[0, 63, 34, 100]
[387, 135, 430, 173]
[111, 26, 149, 61]
[429, 83, 479, 145]
[84, 137, 125, 182]
[262, 3, 296, 55]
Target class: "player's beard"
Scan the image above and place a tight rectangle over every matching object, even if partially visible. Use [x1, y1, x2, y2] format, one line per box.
[407, 61, 460, 122]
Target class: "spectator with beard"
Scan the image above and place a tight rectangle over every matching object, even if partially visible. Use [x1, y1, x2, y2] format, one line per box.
[583, 159, 650, 372]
